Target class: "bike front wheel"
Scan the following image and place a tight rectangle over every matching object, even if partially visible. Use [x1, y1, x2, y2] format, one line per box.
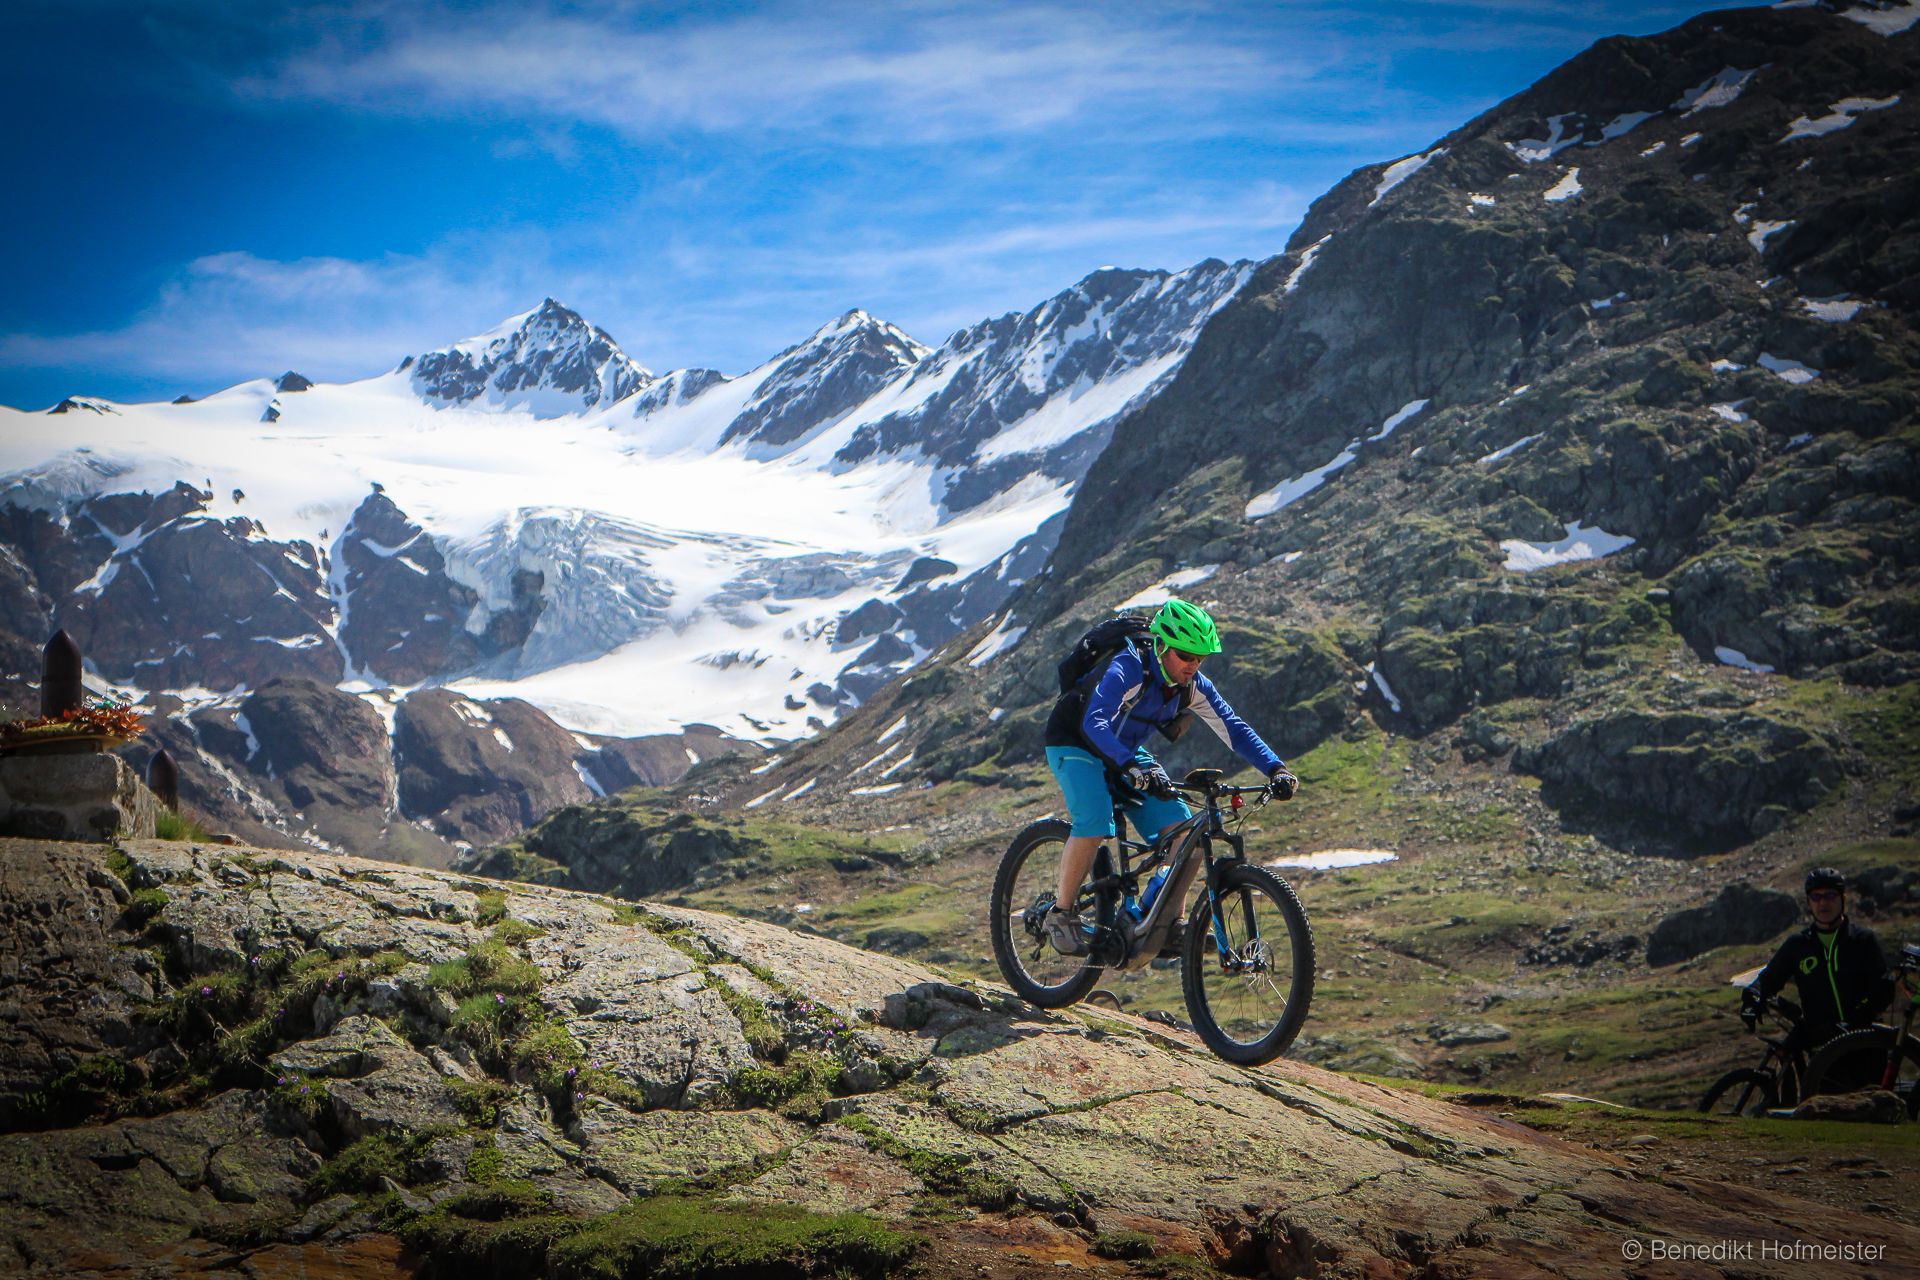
[1181, 862, 1314, 1065]
[990, 819, 1114, 1009]
[1697, 1068, 1777, 1117]
[1802, 1027, 1920, 1119]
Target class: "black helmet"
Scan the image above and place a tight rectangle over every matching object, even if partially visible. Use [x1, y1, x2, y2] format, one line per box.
[1804, 866, 1846, 894]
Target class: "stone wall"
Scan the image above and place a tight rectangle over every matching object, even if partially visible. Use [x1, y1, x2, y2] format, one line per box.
[0, 752, 158, 841]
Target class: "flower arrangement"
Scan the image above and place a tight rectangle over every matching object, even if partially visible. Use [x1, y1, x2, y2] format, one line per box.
[0, 698, 147, 751]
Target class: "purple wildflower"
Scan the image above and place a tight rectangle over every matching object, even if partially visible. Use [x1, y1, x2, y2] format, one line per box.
[200, 986, 212, 996]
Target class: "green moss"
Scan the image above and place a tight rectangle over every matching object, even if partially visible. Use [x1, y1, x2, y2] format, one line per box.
[548, 1195, 922, 1280]
[1092, 1229, 1157, 1260]
[490, 918, 547, 946]
[729, 1050, 843, 1120]
[307, 1132, 413, 1199]
[124, 887, 169, 927]
[465, 1136, 506, 1183]
[836, 1113, 1018, 1213]
[473, 889, 510, 926]
[452, 1078, 514, 1128]
[428, 940, 542, 998]
[105, 848, 135, 884]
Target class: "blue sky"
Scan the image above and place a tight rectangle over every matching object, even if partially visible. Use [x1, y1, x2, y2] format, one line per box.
[0, 0, 1759, 410]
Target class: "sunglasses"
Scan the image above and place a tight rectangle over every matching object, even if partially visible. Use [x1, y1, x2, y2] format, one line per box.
[1166, 648, 1206, 664]
[1807, 890, 1842, 903]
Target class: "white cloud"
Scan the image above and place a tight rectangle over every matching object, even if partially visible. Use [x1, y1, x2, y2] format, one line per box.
[235, 2, 1295, 145]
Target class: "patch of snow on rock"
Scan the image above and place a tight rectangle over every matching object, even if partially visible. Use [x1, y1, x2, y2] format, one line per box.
[1715, 645, 1776, 674]
[1844, 3, 1920, 35]
[1759, 352, 1820, 384]
[1479, 434, 1541, 464]
[1501, 521, 1636, 572]
[1675, 67, 1761, 117]
[1284, 235, 1332, 294]
[1470, 194, 1496, 207]
[1245, 445, 1358, 520]
[1598, 111, 1657, 141]
[1508, 113, 1581, 163]
[1640, 140, 1668, 157]
[1747, 219, 1796, 252]
[1544, 169, 1584, 202]
[1803, 297, 1866, 322]
[1117, 564, 1221, 610]
[1710, 403, 1749, 423]
[1366, 662, 1403, 714]
[965, 614, 1028, 668]
[1369, 399, 1429, 442]
[1371, 148, 1446, 206]
[1269, 848, 1398, 870]
[1782, 94, 1900, 141]
[1711, 358, 1745, 373]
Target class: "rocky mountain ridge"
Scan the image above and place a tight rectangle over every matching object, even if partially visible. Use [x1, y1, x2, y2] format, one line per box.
[1, 259, 1248, 854]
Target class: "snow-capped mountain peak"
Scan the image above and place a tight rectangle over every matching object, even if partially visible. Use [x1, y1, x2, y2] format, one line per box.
[402, 298, 653, 417]
[717, 310, 930, 453]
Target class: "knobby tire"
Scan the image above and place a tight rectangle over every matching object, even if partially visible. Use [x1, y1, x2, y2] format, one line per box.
[1181, 861, 1314, 1065]
[990, 819, 1115, 1009]
[1697, 1068, 1777, 1117]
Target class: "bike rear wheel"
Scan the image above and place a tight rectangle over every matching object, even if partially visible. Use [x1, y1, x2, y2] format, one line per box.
[1697, 1068, 1777, 1117]
[990, 819, 1115, 1009]
[1181, 862, 1313, 1065]
[1802, 1028, 1920, 1119]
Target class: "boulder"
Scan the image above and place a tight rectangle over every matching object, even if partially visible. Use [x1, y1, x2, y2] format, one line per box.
[1645, 883, 1801, 966]
[1790, 1090, 1908, 1125]
[270, 1015, 466, 1140]
[1514, 709, 1842, 852]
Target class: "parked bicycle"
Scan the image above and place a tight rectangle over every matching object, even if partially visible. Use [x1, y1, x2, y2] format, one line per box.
[990, 767, 1313, 1065]
[1799, 941, 1920, 1119]
[1697, 993, 1806, 1116]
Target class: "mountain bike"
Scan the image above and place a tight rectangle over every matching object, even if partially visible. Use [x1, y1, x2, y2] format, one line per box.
[1697, 993, 1806, 1116]
[989, 767, 1313, 1065]
[1799, 942, 1920, 1119]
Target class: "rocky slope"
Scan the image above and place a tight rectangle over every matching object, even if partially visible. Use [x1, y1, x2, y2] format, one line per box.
[8, 834, 1920, 1279]
[483, 0, 1919, 1112]
[721, 0, 1917, 849]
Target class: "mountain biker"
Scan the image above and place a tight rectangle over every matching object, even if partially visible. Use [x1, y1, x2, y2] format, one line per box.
[1039, 597, 1297, 955]
[1743, 867, 1897, 1061]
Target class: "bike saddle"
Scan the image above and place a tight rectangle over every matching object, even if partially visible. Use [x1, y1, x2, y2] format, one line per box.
[1183, 768, 1224, 788]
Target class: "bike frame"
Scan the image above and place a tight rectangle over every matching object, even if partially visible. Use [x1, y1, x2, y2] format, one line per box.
[1086, 773, 1266, 972]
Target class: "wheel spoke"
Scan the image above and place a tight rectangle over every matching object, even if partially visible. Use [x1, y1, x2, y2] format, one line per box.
[1183, 864, 1312, 1065]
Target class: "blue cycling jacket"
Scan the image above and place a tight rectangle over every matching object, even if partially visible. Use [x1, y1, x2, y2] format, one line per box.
[1044, 641, 1284, 775]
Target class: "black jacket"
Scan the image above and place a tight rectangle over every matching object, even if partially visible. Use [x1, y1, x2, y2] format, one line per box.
[1749, 918, 1894, 1037]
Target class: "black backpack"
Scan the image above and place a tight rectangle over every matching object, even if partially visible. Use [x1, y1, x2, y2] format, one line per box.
[1055, 613, 1195, 744]
[1056, 612, 1156, 694]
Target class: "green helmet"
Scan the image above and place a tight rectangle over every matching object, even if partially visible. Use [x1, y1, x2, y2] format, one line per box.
[1149, 598, 1222, 656]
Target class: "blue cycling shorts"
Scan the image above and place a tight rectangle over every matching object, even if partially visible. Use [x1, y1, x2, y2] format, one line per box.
[1045, 745, 1192, 840]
